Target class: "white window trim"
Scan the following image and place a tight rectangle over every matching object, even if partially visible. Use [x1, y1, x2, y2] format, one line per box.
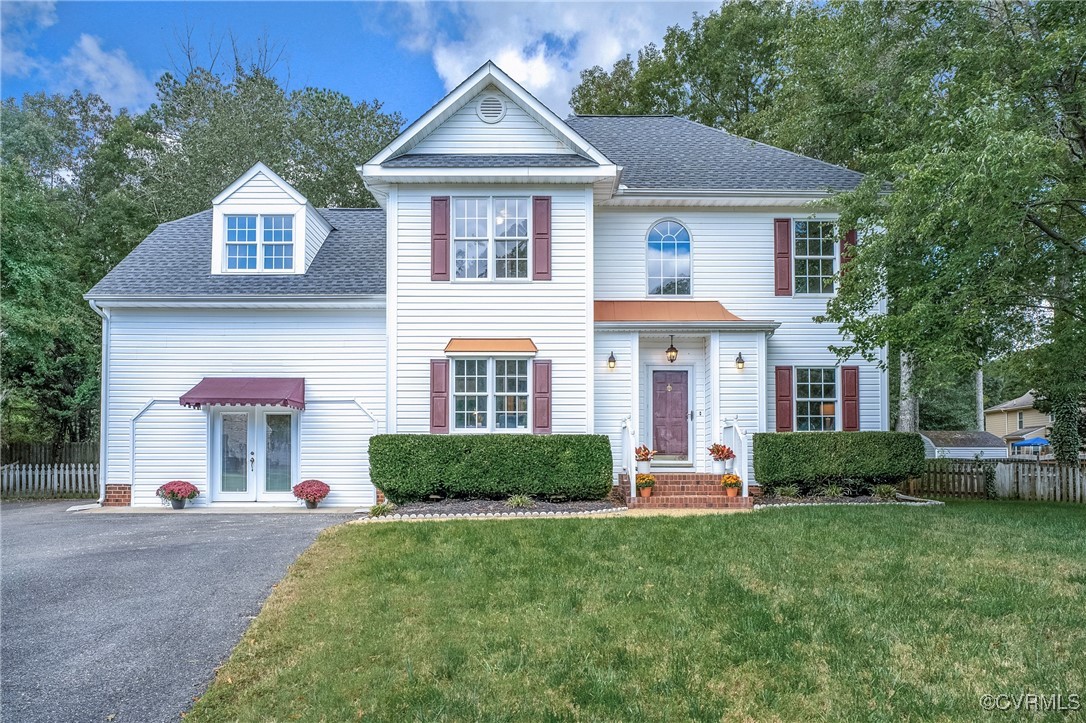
[644, 217, 693, 298]
[794, 366, 840, 432]
[221, 213, 299, 274]
[792, 218, 839, 297]
[451, 196, 532, 283]
[450, 357, 532, 433]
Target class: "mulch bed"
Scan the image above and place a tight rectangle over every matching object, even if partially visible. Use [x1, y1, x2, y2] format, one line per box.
[755, 494, 943, 508]
[365, 498, 624, 521]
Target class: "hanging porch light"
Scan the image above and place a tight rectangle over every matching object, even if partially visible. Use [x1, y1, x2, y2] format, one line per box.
[665, 335, 679, 363]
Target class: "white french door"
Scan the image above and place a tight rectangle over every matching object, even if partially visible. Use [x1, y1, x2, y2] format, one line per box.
[213, 407, 298, 502]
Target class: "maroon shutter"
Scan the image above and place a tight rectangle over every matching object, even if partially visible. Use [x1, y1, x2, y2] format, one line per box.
[774, 218, 792, 296]
[775, 366, 794, 432]
[429, 359, 449, 434]
[840, 229, 857, 275]
[532, 196, 552, 281]
[532, 359, 552, 434]
[431, 197, 450, 281]
[842, 365, 860, 431]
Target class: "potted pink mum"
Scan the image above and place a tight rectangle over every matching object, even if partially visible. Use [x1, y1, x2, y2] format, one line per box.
[157, 480, 199, 509]
[293, 479, 331, 509]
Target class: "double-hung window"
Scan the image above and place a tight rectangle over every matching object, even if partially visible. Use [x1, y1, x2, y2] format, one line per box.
[796, 367, 837, 431]
[453, 358, 529, 431]
[224, 214, 294, 272]
[794, 220, 836, 294]
[453, 197, 529, 280]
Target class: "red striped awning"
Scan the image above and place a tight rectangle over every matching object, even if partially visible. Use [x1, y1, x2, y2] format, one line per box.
[180, 377, 305, 411]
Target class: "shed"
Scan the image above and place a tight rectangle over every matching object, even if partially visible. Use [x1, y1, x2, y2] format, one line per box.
[920, 431, 1008, 460]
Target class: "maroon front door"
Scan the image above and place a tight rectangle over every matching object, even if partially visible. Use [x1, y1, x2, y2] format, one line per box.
[652, 370, 689, 458]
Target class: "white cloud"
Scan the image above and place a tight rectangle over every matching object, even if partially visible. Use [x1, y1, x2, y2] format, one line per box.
[55, 34, 156, 110]
[2, 2, 156, 111]
[393, 1, 715, 115]
[1, 0, 57, 77]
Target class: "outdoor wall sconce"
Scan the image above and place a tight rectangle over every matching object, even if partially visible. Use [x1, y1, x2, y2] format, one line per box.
[607, 351, 616, 370]
[665, 335, 679, 363]
[735, 352, 745, 370]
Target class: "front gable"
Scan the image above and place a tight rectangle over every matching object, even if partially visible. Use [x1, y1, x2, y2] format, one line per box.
[409, 86, 570, 156]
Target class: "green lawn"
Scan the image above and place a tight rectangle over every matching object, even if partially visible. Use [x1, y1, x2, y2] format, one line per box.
[188, 502, 1086, 722]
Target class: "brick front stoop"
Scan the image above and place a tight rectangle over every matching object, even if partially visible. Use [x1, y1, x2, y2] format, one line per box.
[618, 473, 756, 510]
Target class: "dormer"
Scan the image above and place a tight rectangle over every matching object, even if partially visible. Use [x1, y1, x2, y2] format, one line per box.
[210, 162, 332, 275]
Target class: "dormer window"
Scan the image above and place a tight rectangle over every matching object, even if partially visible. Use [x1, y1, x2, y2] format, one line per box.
[224, 214, 295, 272]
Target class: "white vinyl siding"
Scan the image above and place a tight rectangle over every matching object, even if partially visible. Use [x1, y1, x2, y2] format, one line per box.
[391, 185, 592, 434]
[594, 207, 887, 434]
[407, 88, 570, 155]
[102, 308, 386, 507]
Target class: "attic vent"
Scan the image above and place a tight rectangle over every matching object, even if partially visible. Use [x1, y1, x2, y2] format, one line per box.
[477, 95, 507, 124]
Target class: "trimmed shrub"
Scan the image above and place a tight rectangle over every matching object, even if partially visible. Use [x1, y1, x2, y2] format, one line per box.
[369, 434, 614, 503]
[753, 431, 925, 494]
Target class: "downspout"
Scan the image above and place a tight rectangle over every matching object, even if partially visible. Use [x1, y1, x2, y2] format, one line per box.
[88, 300, 110, 505]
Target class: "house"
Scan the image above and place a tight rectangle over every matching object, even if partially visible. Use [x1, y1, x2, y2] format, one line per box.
[919, 431, 1007, 460]
[984, 392, 1053, 454]
[85, 61, 889, 508]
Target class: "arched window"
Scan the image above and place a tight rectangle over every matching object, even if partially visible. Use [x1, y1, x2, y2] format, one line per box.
[647, 220, 691, 295]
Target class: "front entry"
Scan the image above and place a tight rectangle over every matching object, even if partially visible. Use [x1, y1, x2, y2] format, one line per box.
[213, 408, 297, 502]
[652, 370, 690, 460]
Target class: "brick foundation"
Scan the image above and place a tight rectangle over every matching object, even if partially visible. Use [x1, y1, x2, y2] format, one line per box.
[102, 484, 132, 507]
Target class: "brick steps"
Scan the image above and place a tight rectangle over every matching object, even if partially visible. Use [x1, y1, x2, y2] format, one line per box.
[652, 484, 733, 495]
[627, 495, 752, 509]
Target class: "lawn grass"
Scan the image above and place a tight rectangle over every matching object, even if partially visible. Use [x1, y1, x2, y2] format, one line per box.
[187, 502, 1086, 722]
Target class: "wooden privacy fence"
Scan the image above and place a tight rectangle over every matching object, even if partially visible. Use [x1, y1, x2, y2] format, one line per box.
[1, 463, 100, 498]
[912, 459, 1086, 503]
[1, 441, 99, 465]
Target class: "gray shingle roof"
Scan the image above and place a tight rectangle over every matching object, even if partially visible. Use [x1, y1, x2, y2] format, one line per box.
[86, 208, 385, 298]
[565, 115, 864, 192]
[984, 391, 1036, 413]
[383, 153, 596, 168]
[920, 431, 1007, 448]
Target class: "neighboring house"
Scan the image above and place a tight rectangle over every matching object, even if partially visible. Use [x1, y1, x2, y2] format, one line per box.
[984, 392, 1053, 454]
[86, 61, 889, 507]
[919, 431, 1007, 460]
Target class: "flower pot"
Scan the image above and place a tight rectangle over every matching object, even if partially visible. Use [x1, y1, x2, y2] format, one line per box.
[725, 487, 740, 498]
[638, 487, 652, 498]
[636, 461, 651, 474]
[711, 459, 725, 474]
[305, 500, 318, 509]
[171, 498, 187, 510]
[725, 458, 735, 472]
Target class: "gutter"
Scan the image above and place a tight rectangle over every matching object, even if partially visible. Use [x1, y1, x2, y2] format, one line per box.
[82, 294, 387, 310]
[594, 320, 781, 333]
[87, 300, 110, 505]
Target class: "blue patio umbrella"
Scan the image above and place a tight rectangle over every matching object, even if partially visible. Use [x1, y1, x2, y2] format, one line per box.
[1011, 437, 1050, 447]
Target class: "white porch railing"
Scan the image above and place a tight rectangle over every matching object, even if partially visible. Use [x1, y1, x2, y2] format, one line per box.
[721, 417, 750, 497]
[620, 416, 637, 498]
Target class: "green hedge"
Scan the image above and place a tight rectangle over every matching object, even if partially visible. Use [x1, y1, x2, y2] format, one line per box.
[369, 434, 614, 503]
[753, 431, 925, 492]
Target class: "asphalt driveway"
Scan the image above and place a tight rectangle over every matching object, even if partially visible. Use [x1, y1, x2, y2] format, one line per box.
[1, 500, 352, 723]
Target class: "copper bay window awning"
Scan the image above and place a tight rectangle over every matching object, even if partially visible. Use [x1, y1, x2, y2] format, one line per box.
[180, 377, 306, 411]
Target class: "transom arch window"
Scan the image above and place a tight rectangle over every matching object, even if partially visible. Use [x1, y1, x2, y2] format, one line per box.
[647, 219, 691, 295]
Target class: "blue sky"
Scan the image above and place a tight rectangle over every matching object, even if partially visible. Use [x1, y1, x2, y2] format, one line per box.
[1, 1, 715, 121]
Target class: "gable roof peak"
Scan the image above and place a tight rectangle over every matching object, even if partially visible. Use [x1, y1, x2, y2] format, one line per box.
[364, 61, 613, 168]
[212, 161, 307, 205]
